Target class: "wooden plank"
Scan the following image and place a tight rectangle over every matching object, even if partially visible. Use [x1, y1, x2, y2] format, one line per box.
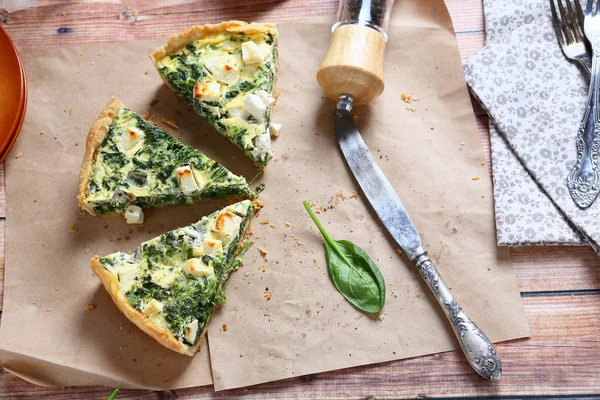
[0, 294, 598, 399]
[1, 1, 338, 52]
[1, 1, 599, 398]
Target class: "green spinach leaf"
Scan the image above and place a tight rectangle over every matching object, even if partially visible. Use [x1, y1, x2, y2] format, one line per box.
[303, 201, 385, 314]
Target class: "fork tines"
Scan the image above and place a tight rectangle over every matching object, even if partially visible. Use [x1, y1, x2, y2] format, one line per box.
[550, 0, 586, 44]
[587, 0, 600, 16]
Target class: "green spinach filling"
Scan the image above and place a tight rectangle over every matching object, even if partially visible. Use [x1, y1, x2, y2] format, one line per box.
[86, 107, 253, 215]
[156, 31, 278, 167]
[100, 201, 254, 346]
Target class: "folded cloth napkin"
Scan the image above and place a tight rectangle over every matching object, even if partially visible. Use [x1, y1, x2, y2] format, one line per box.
[479, 0, 586, 246]
[464, 10, 600, 251]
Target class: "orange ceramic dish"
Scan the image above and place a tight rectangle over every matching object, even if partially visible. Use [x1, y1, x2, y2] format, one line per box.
[0, 26, 27, 163]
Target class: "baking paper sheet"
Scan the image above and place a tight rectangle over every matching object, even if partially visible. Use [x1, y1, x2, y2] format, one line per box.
[0, 0, 529, 390]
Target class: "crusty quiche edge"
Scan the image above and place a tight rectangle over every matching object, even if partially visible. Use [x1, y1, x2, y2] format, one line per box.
[77, 97, 125, 216]
[89, 199, 263, 356]
[148, 21, 279, 170]
[148, 21, 277, 65]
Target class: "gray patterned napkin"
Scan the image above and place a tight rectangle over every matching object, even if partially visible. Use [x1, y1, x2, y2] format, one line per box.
[474, 0, 585, 246]
[463, 10, 600, 251]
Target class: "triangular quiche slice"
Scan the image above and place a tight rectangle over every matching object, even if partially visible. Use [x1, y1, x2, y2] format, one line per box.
[78, 97, 254, 220]
[149, 21, 279, 170]
[90, 199, 260, 356]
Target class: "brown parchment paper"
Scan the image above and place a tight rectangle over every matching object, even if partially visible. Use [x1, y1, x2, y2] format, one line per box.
[0, 0, 529, 391]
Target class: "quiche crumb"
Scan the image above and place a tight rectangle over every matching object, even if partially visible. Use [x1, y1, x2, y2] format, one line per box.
[258, 247, 268, 257]
[161, 117, 179, 129]
[349, 192, 358, 199]
[142, 111, 153, 120]
[472, 176, 481, 181]
[69, 225, 77, 233]
[481, 161, 487, 166]
[378, 314, 385, 321]
[269, 223, 275, 228]
[84, 247, 90, 254]
[84, 304, 95, 312]
[284, 221, 291, 228]
[264, 289, 273, 300]
[145, 71, 149, 75]
[222, 324, 228, 332]
[40, 131, 45, 135]
[253, 199, 265, 208]
[15, 152, 22, 159]
[259, 219, 270, 225]
[261, 264, 268, 272]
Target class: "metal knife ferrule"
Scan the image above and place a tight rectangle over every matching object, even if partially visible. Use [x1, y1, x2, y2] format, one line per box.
[337, 94, 354, 112]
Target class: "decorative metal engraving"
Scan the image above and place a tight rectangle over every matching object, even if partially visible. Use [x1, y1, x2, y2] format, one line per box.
[567, 118, 600, 209]
[567, 30, 600, 208]
[415, 256, 439, 294]
[412, 253, 502, 380]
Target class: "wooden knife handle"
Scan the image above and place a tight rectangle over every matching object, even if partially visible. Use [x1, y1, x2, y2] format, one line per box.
[317, 24, 386, 106]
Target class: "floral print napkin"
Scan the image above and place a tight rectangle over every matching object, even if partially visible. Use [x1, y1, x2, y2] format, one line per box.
[474, 0, 586, 246]
[464, 8, 600, 251]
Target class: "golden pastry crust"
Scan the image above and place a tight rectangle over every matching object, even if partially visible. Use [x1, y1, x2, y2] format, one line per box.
[149, 21, 277, 64]
[77, 97, 124, 216]
[90, 255, 196, 356]
[90, 204, 260, 356]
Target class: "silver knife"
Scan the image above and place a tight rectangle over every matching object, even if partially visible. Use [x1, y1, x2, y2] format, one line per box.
[317, 1, 502, 380]
[335, 95, 501, 380]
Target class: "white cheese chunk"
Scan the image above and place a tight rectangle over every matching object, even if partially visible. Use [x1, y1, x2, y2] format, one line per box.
[204, 55, 238, 84]
[122, 127, 145, 151]
[270, 122, 282, 137]
[184, 258, 215, 278]
[124, 205, 144, 224]
[143, 299, 169, 331]
[192, 237, 223, 257]
[204, 237, 223, 256]
[242, 41, 265, 64]
[185, 319, 199, 344]
[255, 90, 275, 107]
[115, 263, 139, 293]
[213, 210, 243, 238]
[258, 43, 273, 61]
[177, 166, 199, 193]
[191, 168, 210, 190]
[256, 133, 271, 150]
[151, 268, 177, 288]
[193, 81, 221, 102]
[228, 107, 248, 119]
[243, 94, 267, 121]
[143, 299, 164, 317]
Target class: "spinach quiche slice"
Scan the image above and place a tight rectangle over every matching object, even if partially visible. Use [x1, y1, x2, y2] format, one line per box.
[90, 199, 260, 356]
[149, 21, 279, 170]
[78, 97, 254, 220]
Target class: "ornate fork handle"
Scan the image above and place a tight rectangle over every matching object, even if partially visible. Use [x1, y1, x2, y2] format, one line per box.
[567, 40, 600, 209]
[413, 251, 502, 380]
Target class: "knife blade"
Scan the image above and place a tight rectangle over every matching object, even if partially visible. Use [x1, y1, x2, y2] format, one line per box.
[334, 95, 502, 380]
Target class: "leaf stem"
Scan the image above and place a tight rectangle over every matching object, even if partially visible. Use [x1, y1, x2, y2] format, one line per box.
[107, 387, 120, 400]
[303, 201, 334, 244]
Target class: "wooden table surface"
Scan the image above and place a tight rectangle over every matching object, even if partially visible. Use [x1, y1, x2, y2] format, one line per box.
[1, 1, 599, 399]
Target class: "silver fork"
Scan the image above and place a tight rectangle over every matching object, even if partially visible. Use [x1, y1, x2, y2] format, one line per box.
[564, 0, 600, 208]
[550, 0, 592, 76]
